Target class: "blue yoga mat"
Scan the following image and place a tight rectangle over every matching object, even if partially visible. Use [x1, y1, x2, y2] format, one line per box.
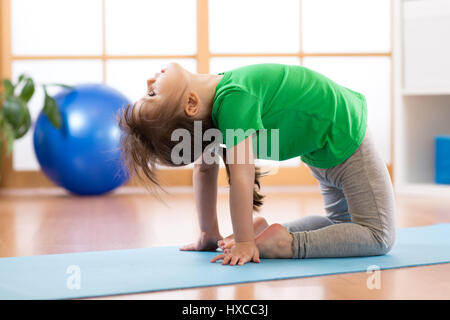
[1, 224, 450, 299]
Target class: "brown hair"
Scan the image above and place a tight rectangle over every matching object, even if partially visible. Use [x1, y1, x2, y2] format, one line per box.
[116, 100, 266, 212]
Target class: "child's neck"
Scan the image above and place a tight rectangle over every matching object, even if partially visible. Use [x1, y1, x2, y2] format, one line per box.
[188, 72, 224, 118]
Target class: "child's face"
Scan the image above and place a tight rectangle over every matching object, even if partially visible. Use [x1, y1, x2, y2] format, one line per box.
[134, 62, 188, 121]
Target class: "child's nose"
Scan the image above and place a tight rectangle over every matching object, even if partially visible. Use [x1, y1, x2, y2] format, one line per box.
[147, 78, 156, 86]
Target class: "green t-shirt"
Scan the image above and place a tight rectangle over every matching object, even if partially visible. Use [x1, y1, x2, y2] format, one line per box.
[211, 63, 367, 169]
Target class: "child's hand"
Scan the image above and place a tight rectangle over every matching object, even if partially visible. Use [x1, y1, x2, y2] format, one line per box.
[179, 231, 223, 251]
[210, 240, 260, 266]
[218, 238, 235, 251]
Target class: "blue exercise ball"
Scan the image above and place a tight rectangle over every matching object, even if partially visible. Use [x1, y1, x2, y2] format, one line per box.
[33, 83, 130, 195]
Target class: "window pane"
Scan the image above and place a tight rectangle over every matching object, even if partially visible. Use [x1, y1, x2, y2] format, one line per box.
[209, 0, 300, 54]
[11, 60, 104, 171]
[210, 57, 300, 74]
[11, 0, 102, 55]
[105, 0, 197, 55]
[303, 57, 391, 163]
[106, 59, 197, 103]
[302, 0, 391, 53]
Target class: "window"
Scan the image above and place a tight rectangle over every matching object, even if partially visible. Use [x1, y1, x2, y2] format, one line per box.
[3, 0, 392, 184]
[9, 0, 197, 171]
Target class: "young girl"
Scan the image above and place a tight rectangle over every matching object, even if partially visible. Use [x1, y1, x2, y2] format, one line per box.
[117, 62, 396, 266]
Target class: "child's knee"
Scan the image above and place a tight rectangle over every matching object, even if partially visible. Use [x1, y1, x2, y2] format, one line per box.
[374, 227, 396, 255]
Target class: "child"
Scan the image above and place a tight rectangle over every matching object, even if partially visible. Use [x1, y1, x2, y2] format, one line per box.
[117, 62, 396, 266]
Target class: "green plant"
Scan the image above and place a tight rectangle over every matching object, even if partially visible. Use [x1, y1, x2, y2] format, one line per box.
[0, 73, 72, 176]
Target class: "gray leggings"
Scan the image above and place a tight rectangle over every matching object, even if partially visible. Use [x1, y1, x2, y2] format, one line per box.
[281, 127, 396, 258]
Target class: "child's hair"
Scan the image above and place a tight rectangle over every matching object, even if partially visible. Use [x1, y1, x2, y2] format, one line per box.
[116, 101, 266, 212]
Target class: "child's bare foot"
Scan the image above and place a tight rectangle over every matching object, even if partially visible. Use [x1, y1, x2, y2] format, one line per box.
[254, 223, 294, 259]
[218, 216, 269, 250]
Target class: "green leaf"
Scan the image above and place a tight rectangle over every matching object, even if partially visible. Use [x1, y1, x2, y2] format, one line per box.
[19, 78, 35, 102]
[2, 96, 27, 132]
[17, 74, 26, 84]
[14, 107, 31, 139]
[2, 79, 14, 98]
[43, 93, 61, 129]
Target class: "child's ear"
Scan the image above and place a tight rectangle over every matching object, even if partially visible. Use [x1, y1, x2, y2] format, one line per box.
[184, 91, 200, 117]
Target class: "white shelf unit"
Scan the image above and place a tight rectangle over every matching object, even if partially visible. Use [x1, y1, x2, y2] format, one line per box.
[393, 0, 450, 197]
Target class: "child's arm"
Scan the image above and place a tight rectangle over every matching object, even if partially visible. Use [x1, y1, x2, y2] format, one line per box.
[210, 134, 261, 266]
[179, 151, 222, 251]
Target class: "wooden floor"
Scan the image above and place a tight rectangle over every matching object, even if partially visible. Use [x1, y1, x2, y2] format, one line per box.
[0, 186, 449, 300]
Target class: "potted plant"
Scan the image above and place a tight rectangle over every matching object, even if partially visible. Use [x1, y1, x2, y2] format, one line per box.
[0, 74, 71, 181]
